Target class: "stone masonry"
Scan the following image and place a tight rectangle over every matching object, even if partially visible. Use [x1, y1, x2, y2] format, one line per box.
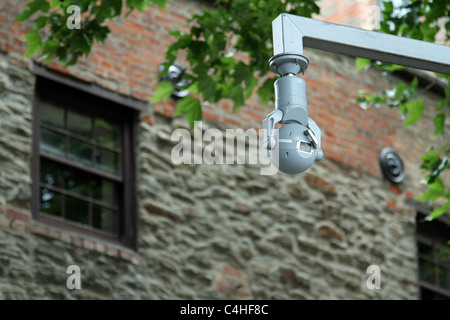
[0, 0, 448, 300]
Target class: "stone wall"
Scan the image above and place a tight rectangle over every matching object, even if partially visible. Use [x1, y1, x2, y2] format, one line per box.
[0, 48, 419, 298]
[0, 0, 447, 300]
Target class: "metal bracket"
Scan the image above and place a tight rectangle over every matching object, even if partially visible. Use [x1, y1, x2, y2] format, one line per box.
[272, 13, 450, 74]
[263, 108, 283, 156]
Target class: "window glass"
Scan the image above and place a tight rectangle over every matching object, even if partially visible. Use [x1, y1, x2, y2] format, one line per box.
[93, 205, 115, 234]
[64, 168, 89, 197]
[416, 213, 450, 300]
[95, 148, 119, 175]
[40, 188, 62, 217]
[95, 118, 120, 149]
[68, 138, 93, 167]
[38, 95, 124, 238]
[65, 195, 89, 225]
[40, 100, 64, 129]
[68, 110, 92, 139]
[92, 177, 115, 205]
[41, 128, 65, 158]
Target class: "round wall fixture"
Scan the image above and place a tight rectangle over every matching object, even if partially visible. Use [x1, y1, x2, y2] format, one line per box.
[379, 148, 405, 183]
[158, 63, 190, 98]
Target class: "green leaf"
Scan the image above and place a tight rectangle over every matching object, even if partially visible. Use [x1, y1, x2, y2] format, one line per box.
[411, 77, 418, 90]
[150, 81, 174, 103]
[34, 15, 48, 29]
[229, 85, 244, 110]
[395, 82, 408, 99]
[245, 77, 258, 100]
[433, 113, 445, 136]
[174, 96, 202, 129]
[198, 73, 216, 102]
[385, 64, 407, 72]
[42, 39, 59, 64]
[355, 58, 371, 71]
[257, 77, 275, 107]
[383, 1, 394, 14]
[233, 62, 251, 84]
[403, 98, 424, 127]
[420, 150, 441, 171]
[416, 178, 445, 202]
[425, 201, 450, 221]
[186, 81, 199, 95]
[22, 29, 43, 57]
[15, 0, 48, 22]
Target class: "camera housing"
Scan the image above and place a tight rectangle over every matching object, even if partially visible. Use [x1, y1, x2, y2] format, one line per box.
[263, 53, 323, 174]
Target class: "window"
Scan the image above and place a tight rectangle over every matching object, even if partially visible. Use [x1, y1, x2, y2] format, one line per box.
[416, 210, 450, 300]
[32, 67, 144, 248]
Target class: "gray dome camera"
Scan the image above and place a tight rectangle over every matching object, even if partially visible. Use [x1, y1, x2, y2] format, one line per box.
[263, 53, 323, 174]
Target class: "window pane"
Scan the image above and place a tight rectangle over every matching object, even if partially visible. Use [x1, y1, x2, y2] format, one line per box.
[418, 237, 433, 258]
[95, 118, 120, 149]
[93, 205, 114, 233]
[68, 138, 93, 167]
[419, 259, 435, 284]
[437, 244, 450, 267]
[40, 160, 62, 187]
[68, 110, 92, 139]
[65, 196, 89, 225]
[438, 267, 450, 291]
[41, 128, 65, 158]
[64, 168, 89, 197]
[40, 188, 62, 217]
[95, 148, 119, 175]
[92, 177, 115, 205]
[40, 100, 64, 129]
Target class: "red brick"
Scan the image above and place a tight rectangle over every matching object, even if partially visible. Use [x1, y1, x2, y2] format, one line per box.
[203, 110, 221, 123]
[96, 242, 106, 254]
[406, 190, 414, 200]
[34, 224, 48, 236]
[223, 264, 242, 277]
[317, 225, 343, 241]
[48, 229, 60, 239]
[83, 239, 95, 250]
[5, 208, 29, 222]
[223, 116, 241, 127]
[305, 173, 337, 196]
[106, 247, 118, 257]
[216, 264, 251, 298]
[389, 184, 403, 195]
[387, 200, 397, 211]
[140, 116, 154, 125]
[120, 250, 131, 260]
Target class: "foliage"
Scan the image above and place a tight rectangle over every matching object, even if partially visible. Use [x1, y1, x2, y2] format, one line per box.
[15, 0, 168, 66]
[153, 0, 320, 126]
[355, 0, 450, 220]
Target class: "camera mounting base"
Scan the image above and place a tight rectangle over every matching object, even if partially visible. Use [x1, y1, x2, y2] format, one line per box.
[269, 53, 309, 76]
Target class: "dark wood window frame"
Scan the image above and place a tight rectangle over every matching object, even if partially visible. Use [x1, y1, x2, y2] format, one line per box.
[32, 64, 146, 249]
[411, 200, 450, 300]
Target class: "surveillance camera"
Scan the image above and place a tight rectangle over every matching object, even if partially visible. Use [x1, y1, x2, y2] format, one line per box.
[263, 53, 323, 174]
[158, 63, 190, 98]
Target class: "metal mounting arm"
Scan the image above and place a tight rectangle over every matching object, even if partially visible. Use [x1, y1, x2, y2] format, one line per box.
[272, 13, 450, 74]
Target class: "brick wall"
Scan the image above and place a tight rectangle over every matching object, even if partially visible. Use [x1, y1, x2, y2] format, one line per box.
[0, 0, 447, 300]
[316, 0, 381, 29]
